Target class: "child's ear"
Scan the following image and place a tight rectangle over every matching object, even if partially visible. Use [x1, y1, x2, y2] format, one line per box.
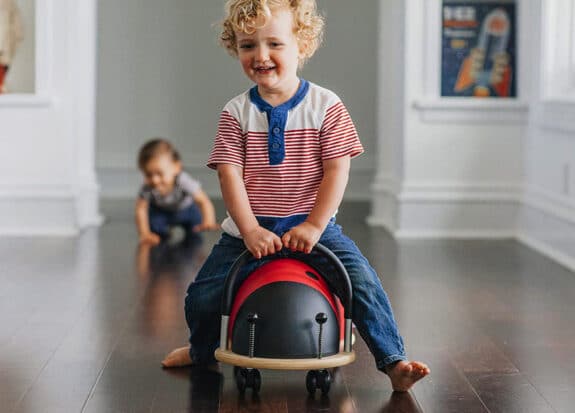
[175, 160, 183, 172]
[298, 43, 308, 59]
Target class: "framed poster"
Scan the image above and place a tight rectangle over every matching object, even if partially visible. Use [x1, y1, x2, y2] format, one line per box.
[441, 0, 517, 98]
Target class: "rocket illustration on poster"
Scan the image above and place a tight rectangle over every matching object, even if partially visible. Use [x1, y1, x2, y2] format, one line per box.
[441, 1, 516, 98]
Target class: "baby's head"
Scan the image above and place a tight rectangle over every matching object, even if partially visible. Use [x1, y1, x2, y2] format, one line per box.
[220, 0, 324, 67]
[138, 138, 182, 194]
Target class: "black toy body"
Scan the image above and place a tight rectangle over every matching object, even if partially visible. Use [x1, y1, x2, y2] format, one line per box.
[214, 244, 355, 394]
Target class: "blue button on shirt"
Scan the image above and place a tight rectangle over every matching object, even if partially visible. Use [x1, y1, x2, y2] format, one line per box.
[249, 79, 310, 165]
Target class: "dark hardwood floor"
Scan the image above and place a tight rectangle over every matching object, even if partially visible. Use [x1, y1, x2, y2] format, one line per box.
[1, 200, 574, 412]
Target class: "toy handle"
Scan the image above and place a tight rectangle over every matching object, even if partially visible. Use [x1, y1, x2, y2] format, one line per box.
[220, 243, 353, 319]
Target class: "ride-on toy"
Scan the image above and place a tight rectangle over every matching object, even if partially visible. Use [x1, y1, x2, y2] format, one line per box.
[214, 243, 355, 395]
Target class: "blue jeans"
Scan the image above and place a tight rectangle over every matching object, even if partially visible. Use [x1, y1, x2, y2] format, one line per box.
[148, 204, 202, 239]
[184, 215, 407, 371]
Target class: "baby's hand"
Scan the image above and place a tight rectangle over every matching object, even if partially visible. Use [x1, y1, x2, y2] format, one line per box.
[243, 226, 282, 259]
[140, 232, 161, 245]
[193, 221, 221, 232]
[281, 222, 322, 254]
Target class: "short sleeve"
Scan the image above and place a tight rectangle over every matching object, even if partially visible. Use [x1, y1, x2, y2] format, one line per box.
[207, 110, 245, 170]
[319, 101, 364, 160]
[177, 172, 201, 195]
[138, 185, 152, 201]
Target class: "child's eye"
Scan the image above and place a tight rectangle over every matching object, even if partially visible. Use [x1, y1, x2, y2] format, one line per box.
[270, 42, 283, 47]
[239, 44, 254, 49]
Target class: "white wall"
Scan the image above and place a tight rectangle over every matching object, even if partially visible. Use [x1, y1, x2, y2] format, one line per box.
[96, 0, 378, 200]
[517, 0, 575, 270]
[0, 0, 101, 235]
[370, 0, 530, 238]
[369, 0, 575, 271]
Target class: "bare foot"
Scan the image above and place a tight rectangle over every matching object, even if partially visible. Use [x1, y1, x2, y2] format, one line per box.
[386, 360, 430, 392]
[161, 346, 193, 368]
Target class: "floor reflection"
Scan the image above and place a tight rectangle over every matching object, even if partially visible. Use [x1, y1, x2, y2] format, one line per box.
[381, 391, 421, 412]
[187, 365, 224, 412]
[135, 235, 206, 337]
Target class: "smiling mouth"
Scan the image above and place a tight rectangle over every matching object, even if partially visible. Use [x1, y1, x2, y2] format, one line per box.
[254, 66, 276, 74]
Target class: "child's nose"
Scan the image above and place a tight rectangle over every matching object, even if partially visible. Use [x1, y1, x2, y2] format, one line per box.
[255, 45, 269, 62]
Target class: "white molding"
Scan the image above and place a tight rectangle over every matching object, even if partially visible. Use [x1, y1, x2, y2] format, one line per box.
[412, 98, 529, 123]
[523, 185, 575, 225]
[0, 191, 79, 236]
[422, 0, 442, 98]
[368, 179, 521, 238]
[541, 0, 575, 99]
[0, 186, 73, 198]
[395, 229, 514, 239]
[0, 94, 55, 107]
[373, 180, 523, 203]
[367, 174, 399, 231]
[0, 228, 78, 237]
[371, 174, 399, 193]
[71, 0, 102, 229]
[400, 181, 522, 202]
[517, 231, 575, 272]
[533, 100, 575, 134]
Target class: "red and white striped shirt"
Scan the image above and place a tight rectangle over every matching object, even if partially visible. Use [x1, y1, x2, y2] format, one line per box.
[208, 81, 363, 234]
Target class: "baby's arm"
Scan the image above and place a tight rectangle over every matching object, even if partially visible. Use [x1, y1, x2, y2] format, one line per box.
[191, 189, 220, 231]
[135, 198, 161, 244]
[217, 163, 282, 259]
[282, 156, 350, 253]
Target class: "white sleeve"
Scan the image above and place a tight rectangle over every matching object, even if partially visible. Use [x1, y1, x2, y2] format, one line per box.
[177, 172, 201, 196]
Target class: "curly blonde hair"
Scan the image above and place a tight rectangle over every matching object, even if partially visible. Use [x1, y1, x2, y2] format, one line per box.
[220, 0, 324, 66]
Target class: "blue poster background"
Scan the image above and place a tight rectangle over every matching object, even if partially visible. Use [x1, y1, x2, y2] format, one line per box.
[441, 1, 517, 97]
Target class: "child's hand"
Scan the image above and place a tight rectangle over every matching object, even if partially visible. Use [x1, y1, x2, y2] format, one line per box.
[281, 222, 322, 254]
[193, 221, 221, 232]
[139, 232, 161, 245]
[243, 226, 283, 259]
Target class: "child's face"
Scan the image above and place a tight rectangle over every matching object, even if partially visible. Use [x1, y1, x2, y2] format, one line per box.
[141, 154, 181, 195]
[235, 8, 302, 97]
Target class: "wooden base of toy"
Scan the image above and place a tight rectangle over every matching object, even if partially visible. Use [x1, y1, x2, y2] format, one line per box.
[215, 349, 356, 370]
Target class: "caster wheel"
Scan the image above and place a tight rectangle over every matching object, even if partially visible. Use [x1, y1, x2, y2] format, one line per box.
[250, 368, 261, 393]
[306, 370, 318, 395]
[318, 369, 331, 394]
[235, 367, 248, 393]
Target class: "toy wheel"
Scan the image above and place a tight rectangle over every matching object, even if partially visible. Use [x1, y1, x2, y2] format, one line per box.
[318, 369, 331, 394]
[250, 368, 261, 393]
[235, 367, 248, 393]
[306, 370, 318, 395]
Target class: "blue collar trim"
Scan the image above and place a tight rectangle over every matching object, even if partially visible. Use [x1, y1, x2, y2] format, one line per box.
[249, 79, 309, 165]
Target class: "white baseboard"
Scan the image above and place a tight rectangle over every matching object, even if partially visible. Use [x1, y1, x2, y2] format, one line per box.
[518, 191, 575, 272]
[369, 179, 521, 239]
[0, 195, 78, 236]
[369, 179, 575, 270]
[0, 186, 103, 236]
[517, 232, 575, 272]
[394, 229, 515, 239]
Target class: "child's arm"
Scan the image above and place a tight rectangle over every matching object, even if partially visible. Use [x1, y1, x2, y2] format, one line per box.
[135, 198, 161, 244]
[191, 189, 220, 231]
[217, 163, 283, 259]
[282, 156, 350, 253]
